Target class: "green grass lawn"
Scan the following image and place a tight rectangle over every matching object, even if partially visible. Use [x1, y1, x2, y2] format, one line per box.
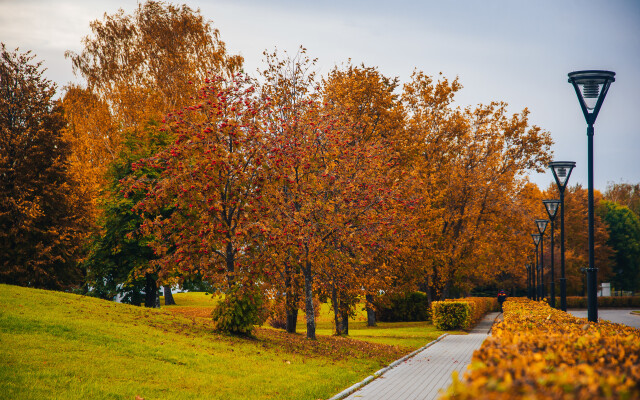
[162, 293, 459, 350]
[1, 285, 455, 400]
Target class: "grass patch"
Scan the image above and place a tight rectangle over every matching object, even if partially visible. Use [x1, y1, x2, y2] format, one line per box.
[163, 292, 462, 350]
[2, 286, 450, 400]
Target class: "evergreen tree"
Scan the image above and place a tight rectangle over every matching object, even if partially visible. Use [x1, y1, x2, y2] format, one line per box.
[83, 121, 169, 306]
[598, 200, 640, 292]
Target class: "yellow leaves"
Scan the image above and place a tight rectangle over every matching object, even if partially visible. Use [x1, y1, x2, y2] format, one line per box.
[441, 298, 640, 400]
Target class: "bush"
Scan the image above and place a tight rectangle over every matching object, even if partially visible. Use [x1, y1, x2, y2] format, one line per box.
[211, 285, 268, 335]
[431, 297, 497, 330]
[375, 292, 430, 322]
[564, 296, 640, 308]
[441, 298, 640, 399]
[432, 301, 469, 330]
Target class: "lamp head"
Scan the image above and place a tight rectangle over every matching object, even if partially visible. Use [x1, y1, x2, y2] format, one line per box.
[531, 233, 541, 246]
[568, 70, 615, 124]
[535, 219, 549, 235]
[542, 199, 561, 221]
[549, 161, 576, 192]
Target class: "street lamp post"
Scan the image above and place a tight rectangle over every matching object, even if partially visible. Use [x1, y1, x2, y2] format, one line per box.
[549, 161, 576, 311]
[526, 264, 532, 299]
[543, 200, 561, 308]
[568, 70, 615, 322]
[532, 233, 541, 301]
[535, 220, 549, 300]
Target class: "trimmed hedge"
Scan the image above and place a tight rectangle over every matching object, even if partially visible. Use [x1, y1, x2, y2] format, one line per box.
[564, 296, 640, 308]
[432, 301, 469, 330]
[441, 298, 640, 399]
[432, 297, 497, 330]
[375, 292, 430, 322]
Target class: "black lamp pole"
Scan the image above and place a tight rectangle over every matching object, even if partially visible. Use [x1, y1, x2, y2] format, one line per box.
[535, 220, 549, 300]
[532, 233, 541, 301]
[568, 70, 615, 322]
[549, 161, 576, 311]
[543, 200, 561, 308]
[526, 264, 531, 299]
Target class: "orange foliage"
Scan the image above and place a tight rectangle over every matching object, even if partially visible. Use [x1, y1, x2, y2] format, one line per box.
[442, 298, 640, 399]
[402, 72, 553, 298]
[63, 1, 243, 223]
[544, 183, 614, 295]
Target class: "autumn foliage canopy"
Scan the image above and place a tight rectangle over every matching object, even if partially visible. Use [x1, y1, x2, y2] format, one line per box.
[110, 39, 555, 336]
[8, 1, 630, 340]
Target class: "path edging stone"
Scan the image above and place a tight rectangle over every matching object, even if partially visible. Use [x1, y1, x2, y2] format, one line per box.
[327, 333, 449, 400]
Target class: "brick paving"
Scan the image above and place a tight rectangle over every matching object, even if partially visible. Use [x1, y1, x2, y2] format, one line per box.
[340, 312, 499, 400]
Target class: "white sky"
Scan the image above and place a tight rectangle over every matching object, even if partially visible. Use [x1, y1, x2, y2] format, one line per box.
[1, 0, 639, 191]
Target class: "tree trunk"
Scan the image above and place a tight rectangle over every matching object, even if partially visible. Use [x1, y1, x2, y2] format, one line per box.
[341, 309, 349, 335]
[163, 285, 176, 305]
[366, 294, 376, 327]
[130, 289, 143, 306]
[144, 273, 157, 308]
[429, 267, 440, 301]
[286, 309, 298, 334]
[331, 284, 343, 335]
[303, 256, 316, 340]
[284, 262, 298, 334]
[423, 275, 433, 319]
[225, 239, 235, 286]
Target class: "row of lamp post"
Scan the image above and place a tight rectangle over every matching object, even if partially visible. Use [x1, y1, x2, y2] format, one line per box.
[528, 163, 573, 307]
[526, 70, 614, 323]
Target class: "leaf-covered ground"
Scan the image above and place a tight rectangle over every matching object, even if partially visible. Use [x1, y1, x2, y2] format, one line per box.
[1, 286, 451, 400]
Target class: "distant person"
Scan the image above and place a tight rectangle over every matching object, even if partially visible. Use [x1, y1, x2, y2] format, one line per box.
[497, 290, 507, 312]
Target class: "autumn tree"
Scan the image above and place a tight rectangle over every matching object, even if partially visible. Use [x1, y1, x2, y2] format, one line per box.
[319, 63, 417, 332]
[258, 51, 408, 339]
[255, 49, 317, 334]
[478, 181, 545, 294]
[60, 86, 118, 221]
[66, 0, 242, 130]
[604, 182, 640, 217]
[556, 184, 613, 295]
[262, 104, 404, 339]
[0, 44, 89, 289]
[66, 0, 244, 299]
[130, 74, 269, 330]
[63, 1, 243, 218]
[402, 72, 554, 299]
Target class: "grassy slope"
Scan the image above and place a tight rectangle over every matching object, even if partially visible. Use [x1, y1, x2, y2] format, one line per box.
[163, 292, 450, 349]
[1, 286, 453, 400]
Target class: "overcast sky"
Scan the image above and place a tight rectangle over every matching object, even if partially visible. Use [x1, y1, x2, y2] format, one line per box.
[1, 0, 638, 191]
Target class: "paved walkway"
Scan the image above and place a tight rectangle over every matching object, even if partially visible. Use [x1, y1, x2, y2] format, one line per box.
[341, 312, 499, 400]
[568, 309, 640, 329]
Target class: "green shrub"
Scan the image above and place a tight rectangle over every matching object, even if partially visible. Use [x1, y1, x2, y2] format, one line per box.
[375, 291, 430, 322]
[431, 297, 497, 330]
[432, 301, 469, 330]
[211, 284, 268, 335]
